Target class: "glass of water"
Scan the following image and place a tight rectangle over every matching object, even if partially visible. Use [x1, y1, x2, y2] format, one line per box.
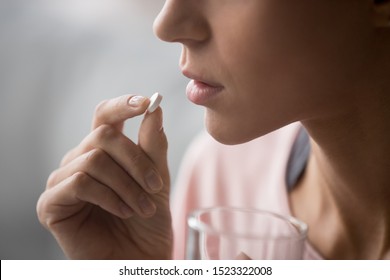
[186, 207, 308, 260]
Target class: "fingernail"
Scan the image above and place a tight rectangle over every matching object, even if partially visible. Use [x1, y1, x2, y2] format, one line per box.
[128, 96, 146, 107]
[138, 193, 156, 216]
[145, 170, 163, 192]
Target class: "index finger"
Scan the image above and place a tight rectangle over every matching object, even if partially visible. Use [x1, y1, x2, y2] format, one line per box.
[92, 95, 150, 131]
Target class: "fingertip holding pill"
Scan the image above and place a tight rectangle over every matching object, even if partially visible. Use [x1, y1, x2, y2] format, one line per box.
[147, 92, 163, 113]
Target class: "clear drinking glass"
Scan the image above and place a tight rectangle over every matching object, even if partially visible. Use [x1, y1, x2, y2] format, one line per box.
[186, 207, 308, 260]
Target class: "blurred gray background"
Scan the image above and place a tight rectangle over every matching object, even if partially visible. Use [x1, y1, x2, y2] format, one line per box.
[0, 0, 204, 259]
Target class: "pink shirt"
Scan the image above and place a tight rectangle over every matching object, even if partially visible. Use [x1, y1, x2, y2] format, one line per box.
[171, 122, 323, 259]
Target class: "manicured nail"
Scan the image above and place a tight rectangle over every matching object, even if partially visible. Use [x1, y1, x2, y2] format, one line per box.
[138, 193, 156, 216]
[128, 96, 146, 107]
[145, 170, 163, 192]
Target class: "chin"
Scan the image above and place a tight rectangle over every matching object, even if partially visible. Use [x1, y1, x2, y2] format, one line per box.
[204, 111, 287, 145]
[205, 119, 267, 145]
[207, 130, 246, 145]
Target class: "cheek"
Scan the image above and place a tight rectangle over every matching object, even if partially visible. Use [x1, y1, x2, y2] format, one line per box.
[207, 1, 373, 144]
[243, 7, 370, 100]
[207, 21, 310, 143]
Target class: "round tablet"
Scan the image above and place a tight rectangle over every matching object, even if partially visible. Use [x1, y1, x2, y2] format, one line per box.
[147, 92, 163, 113]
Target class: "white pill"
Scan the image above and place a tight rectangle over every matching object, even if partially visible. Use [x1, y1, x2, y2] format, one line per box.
[147, 92, 163, 113]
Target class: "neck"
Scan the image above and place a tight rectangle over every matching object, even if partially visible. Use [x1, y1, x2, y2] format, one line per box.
[306, 97, 390, 206]
[291, 68, 390, 259]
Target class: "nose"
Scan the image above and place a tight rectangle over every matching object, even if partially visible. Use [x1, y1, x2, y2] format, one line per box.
[153, 0, 210, 45]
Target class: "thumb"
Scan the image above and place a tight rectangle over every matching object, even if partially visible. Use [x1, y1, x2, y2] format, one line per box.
[138, 107, 170, 185]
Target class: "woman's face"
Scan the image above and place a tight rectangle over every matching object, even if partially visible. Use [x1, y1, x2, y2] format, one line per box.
[154, 0, 375, 144]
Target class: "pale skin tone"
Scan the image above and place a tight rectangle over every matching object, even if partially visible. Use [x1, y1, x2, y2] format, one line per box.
[37, 0, 390, 259]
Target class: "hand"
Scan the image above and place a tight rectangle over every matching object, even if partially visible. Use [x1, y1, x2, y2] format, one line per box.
[37, 95, 172, 259]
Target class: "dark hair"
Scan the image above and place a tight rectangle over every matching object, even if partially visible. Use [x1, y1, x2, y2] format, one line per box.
[375, 0, 387, 4]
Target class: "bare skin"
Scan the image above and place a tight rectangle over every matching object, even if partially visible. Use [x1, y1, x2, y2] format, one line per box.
[290, 65, 390, 259]
[37, 95, 172, 259]
[154, 0, 390, 259]
[37, 0, 390, 259]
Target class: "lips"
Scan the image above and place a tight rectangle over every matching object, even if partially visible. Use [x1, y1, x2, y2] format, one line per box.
[182, 70, 224, 105]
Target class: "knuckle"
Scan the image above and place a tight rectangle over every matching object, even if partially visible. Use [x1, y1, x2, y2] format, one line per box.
[94, 99, 109, 117]
[46, 169, 59, 188]
[94, 124, 117, 141]
[114, 95, 125, 110]
[36, 194, 49, 226]
[36, 192, 62, 229]
[84, 148, 106, 166]
[71, 171, 90, 187]
[60, 149, 73, 167]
